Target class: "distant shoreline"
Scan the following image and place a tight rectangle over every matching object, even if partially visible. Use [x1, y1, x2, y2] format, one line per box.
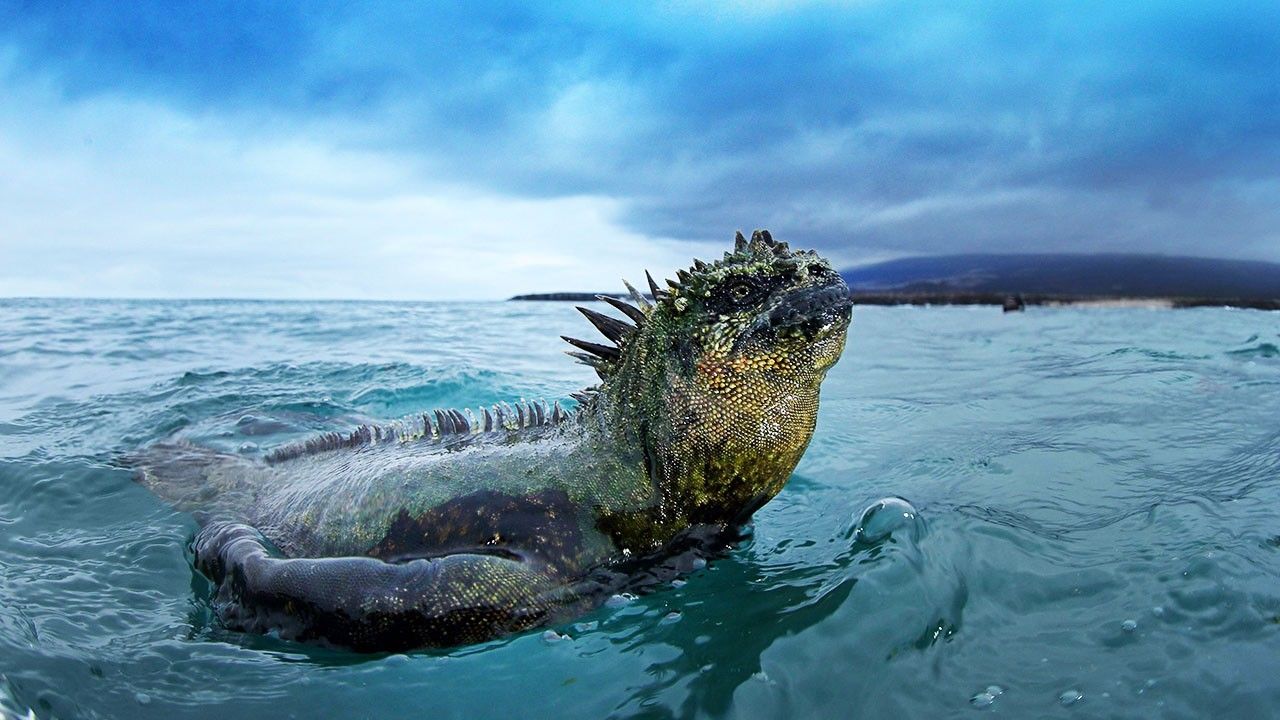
[509, 291, 1280, 310]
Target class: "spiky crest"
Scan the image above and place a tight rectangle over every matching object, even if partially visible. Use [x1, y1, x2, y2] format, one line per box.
[560, 227, 809, 379]
[277, 227, 803, 465]
[576, 306, 634, 344]
[561, 280, 656, 379]
[622, 280, 652, 309]
[264, 399, 571, 464]
[647, 228, 811, 316]
[599, 294, 646, 323]
[562, 336, 621, 361]
[646, 271, 664, 298]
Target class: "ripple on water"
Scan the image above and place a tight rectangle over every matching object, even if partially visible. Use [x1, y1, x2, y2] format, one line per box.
[969, 684, 1003, 709]
[1225, 341, 1279, 359]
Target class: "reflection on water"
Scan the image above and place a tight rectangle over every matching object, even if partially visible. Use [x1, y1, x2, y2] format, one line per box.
[0, 299, 1278, 718]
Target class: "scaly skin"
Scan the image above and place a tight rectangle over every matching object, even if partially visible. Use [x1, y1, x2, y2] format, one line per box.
[136, 229, 852, 651]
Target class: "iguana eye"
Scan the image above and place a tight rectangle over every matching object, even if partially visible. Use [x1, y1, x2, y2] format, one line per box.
[715, 277, 775, 313]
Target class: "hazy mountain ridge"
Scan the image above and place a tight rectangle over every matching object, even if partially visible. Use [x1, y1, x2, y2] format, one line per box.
[840, 254, 1280, 299]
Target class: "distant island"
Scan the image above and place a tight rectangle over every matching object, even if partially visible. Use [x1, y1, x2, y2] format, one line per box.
[511, 254, 1280, 310]
[841, 254, 1280, 310]
[841, 253, 1280, 297]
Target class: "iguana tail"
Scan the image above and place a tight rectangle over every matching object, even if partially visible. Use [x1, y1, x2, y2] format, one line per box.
[131, 442, 262, 515]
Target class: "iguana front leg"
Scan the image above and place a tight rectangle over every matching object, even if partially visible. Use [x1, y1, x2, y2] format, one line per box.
[193, 522, 574, 651]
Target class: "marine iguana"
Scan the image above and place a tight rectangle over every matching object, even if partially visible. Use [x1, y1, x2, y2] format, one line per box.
[136, 229, 852, 651]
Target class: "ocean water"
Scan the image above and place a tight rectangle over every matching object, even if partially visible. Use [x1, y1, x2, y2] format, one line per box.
[1, 298, 1278, 719]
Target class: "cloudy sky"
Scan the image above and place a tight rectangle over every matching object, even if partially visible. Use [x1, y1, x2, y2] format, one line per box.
[1, 2, 1277, 299]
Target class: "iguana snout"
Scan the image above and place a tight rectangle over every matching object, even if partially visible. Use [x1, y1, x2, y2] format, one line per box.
[752, 273, 851, 346]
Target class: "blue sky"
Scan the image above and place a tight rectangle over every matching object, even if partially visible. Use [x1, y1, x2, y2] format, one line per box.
[1, 1, 1277, 299]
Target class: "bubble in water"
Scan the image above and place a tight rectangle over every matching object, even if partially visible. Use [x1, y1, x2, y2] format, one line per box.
[134, 693, 152, 706]
[1152, 606, 1165, 617]
[855, 497, 922, 543]
[660, 611, 682, 625]
[542, 630, 565, 644]
[985, 685, 1004, 696]
[1121, 619, 1137, 632]
[1058, 689, 1083, 707]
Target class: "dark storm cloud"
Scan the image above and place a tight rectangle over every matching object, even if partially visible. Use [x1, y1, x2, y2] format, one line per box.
[4, 1, 1278, 260]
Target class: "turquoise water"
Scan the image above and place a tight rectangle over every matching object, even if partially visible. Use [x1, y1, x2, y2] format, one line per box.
[1, 298, 1278, 719]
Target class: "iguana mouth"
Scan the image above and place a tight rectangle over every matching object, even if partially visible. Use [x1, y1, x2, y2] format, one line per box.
[729, 279, 851, 356]
[764, 282, 853, 340]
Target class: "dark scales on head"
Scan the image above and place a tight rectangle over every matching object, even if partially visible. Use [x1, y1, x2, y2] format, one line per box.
[133, 228, 853, 651]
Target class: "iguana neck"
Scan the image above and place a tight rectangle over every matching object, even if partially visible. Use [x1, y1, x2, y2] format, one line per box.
[591, 338, 819, 528]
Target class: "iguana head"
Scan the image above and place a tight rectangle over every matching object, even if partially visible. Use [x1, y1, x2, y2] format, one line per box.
[565, 229, 852, 527]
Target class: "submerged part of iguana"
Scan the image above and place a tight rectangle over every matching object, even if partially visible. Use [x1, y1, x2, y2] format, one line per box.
[136, 229, 852, 651]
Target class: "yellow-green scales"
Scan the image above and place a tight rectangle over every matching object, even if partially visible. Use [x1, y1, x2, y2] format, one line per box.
[137, 229, 853, 650]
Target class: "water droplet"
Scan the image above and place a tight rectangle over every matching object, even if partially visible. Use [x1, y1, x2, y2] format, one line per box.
[541, 630, 564, 644]
[691, 557, 707, 570]
[985, 685, 1004, 696]
[573, 621, 598, 633]
[1058, 689, 1083, 706]
[1152, 606, 1165, 617]
[660, 611, 682, 625]
[854, 497, 922, 543]
[671, 579, 687, 588]
[970, 692, 996, 708]
[135, 693, 152, 705]
[1121, 619, 1137, 632]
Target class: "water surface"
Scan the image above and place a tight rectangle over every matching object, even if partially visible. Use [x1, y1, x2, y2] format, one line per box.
[1, 299, 1278, 718]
